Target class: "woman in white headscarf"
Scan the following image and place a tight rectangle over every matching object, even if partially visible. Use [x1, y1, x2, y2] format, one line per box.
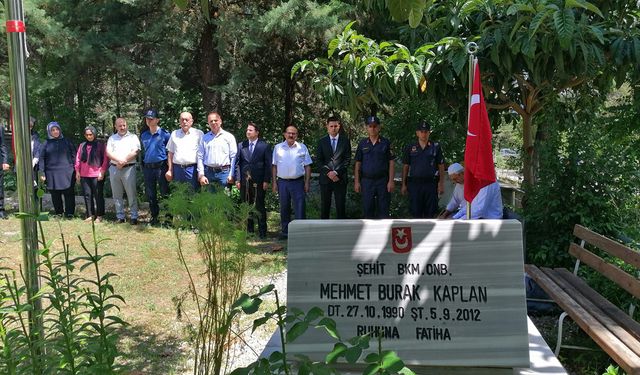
[39, 121, 76, 217]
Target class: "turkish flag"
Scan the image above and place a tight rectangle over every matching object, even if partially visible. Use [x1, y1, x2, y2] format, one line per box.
[464, 60, 496, 203]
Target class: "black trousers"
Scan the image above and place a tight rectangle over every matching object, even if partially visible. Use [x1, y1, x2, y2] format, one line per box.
[51, 185, 76, 217]
[143, 165, 169, 219]
[320, 181, 347, 219]
[0, 171, 5, 213]
[240, 179, 267, 236]
[80, 177, 105, 218]
[408, 181, 438, 218]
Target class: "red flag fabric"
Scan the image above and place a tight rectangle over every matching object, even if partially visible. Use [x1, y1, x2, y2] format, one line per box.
[464, 60, 496, 203]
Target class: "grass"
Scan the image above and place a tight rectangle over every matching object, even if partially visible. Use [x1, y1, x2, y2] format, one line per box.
[0, 215, 287, 374]
[2, 208, 622, 375]
[530, 313, 620, 375]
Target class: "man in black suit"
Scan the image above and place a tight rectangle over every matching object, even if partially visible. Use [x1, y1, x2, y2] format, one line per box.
[0, 125, 10, 219]
[316, 115, 351, 219]
[235, 122, 272, 238]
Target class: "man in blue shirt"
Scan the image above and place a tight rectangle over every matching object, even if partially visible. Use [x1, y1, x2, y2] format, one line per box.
[354, 116, 395, 219]
[140, 108, 170, 225]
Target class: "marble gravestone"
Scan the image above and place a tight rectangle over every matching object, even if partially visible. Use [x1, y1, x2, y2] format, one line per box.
[287, 219, 529, 369]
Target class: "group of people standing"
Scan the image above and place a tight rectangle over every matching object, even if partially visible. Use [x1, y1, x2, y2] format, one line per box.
[0, 110, 503, 237]
[265, 114, 502, 240]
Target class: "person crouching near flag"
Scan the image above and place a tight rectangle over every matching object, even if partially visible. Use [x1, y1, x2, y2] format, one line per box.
[437, 162, 503, 219]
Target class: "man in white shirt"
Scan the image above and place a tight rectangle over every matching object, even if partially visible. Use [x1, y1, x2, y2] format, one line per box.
[166, 112, 203, 190]
[438, 162, 503, 220]
[106, 118, 141, 224]
[272, 124, 312, 240]
[197, 112, 237, 190]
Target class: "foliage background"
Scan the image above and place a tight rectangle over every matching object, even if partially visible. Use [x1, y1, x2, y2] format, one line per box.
[1, 0, 638, 269]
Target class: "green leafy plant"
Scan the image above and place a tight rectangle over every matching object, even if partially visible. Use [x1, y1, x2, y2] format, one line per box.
[0, 217, 127, 374]
[230, 285, 415, 375]
[168, 187, 253, 375]
[602, 365, 620, 375]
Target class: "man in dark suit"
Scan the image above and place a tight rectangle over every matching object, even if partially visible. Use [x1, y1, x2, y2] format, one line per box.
[0, 125, 10, 219]
[235, 122, 272, 238]
[316, 115, 351, 219]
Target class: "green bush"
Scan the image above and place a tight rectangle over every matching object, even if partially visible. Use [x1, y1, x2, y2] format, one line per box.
[524, 95, 640, 268]
[167, 186, 253, 375]
[0, 218, 126, 374]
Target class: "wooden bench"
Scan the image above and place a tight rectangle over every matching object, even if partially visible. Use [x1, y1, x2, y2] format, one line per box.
[525, 224, 640, 375]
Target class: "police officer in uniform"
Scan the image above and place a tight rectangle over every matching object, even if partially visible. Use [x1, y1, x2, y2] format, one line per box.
[354, 116, 395, 219]
[401, 121, 445, 218]
[140, 108, 171, 225]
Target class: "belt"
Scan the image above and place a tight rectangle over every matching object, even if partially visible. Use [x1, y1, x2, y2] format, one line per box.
[408, 176, 437, 183]
[362, 172, 387, 180]
[205, 165, 230, 173]
[144, 161, 167, 169]
[278, 176, 303, 181]
[174, 163, 196, 168]
[111, 163, 136, 168]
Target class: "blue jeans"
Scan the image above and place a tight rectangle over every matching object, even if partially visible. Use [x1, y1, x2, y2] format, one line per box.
[277, 178, 305, 236]
[203, 168, 230, 192]
[172, 164, 199, 191]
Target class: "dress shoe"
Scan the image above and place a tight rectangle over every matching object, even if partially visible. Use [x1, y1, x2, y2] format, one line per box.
[116, 218, 126, 224]
[130, 218, 138, 225]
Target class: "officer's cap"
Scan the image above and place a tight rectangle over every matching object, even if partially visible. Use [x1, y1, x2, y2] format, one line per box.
[144, 108, 159, 119]
[365, 116, 380, 125]
[416, 121, 431, 131]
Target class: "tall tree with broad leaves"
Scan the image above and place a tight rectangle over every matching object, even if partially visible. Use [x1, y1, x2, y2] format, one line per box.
[293, 0, 640, 187]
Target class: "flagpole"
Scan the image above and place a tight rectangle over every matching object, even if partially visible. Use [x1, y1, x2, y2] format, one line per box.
[5, 0, 43, 368]
[465, 42, 478, 220]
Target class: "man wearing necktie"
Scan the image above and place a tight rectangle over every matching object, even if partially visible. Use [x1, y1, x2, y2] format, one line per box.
[235, 122, 272, 238]
[316, 115, 352, 219]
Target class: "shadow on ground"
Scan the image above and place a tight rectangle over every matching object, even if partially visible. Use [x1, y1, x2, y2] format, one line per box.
[117, 323, 190, 374]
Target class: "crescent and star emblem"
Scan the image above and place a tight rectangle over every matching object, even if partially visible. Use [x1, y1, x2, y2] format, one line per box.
[392, 227, 412, 253]
[394, 228, 409, 250]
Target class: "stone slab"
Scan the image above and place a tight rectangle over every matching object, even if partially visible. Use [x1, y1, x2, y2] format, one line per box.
[287, 219, 529, 368]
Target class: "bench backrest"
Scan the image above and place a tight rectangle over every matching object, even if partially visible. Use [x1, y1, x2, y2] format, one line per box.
[570, 224, 640, 300]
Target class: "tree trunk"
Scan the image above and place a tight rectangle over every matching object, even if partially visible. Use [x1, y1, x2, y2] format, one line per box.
[76, 81, 86, 130]
[114, 72, 121, 118]
[522, 112, 535, 188]
[199, 22, 222, 113]
[283, 73, 294, 127]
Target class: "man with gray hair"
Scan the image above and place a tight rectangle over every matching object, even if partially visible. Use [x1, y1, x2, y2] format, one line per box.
[438, 162, 503, 219]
